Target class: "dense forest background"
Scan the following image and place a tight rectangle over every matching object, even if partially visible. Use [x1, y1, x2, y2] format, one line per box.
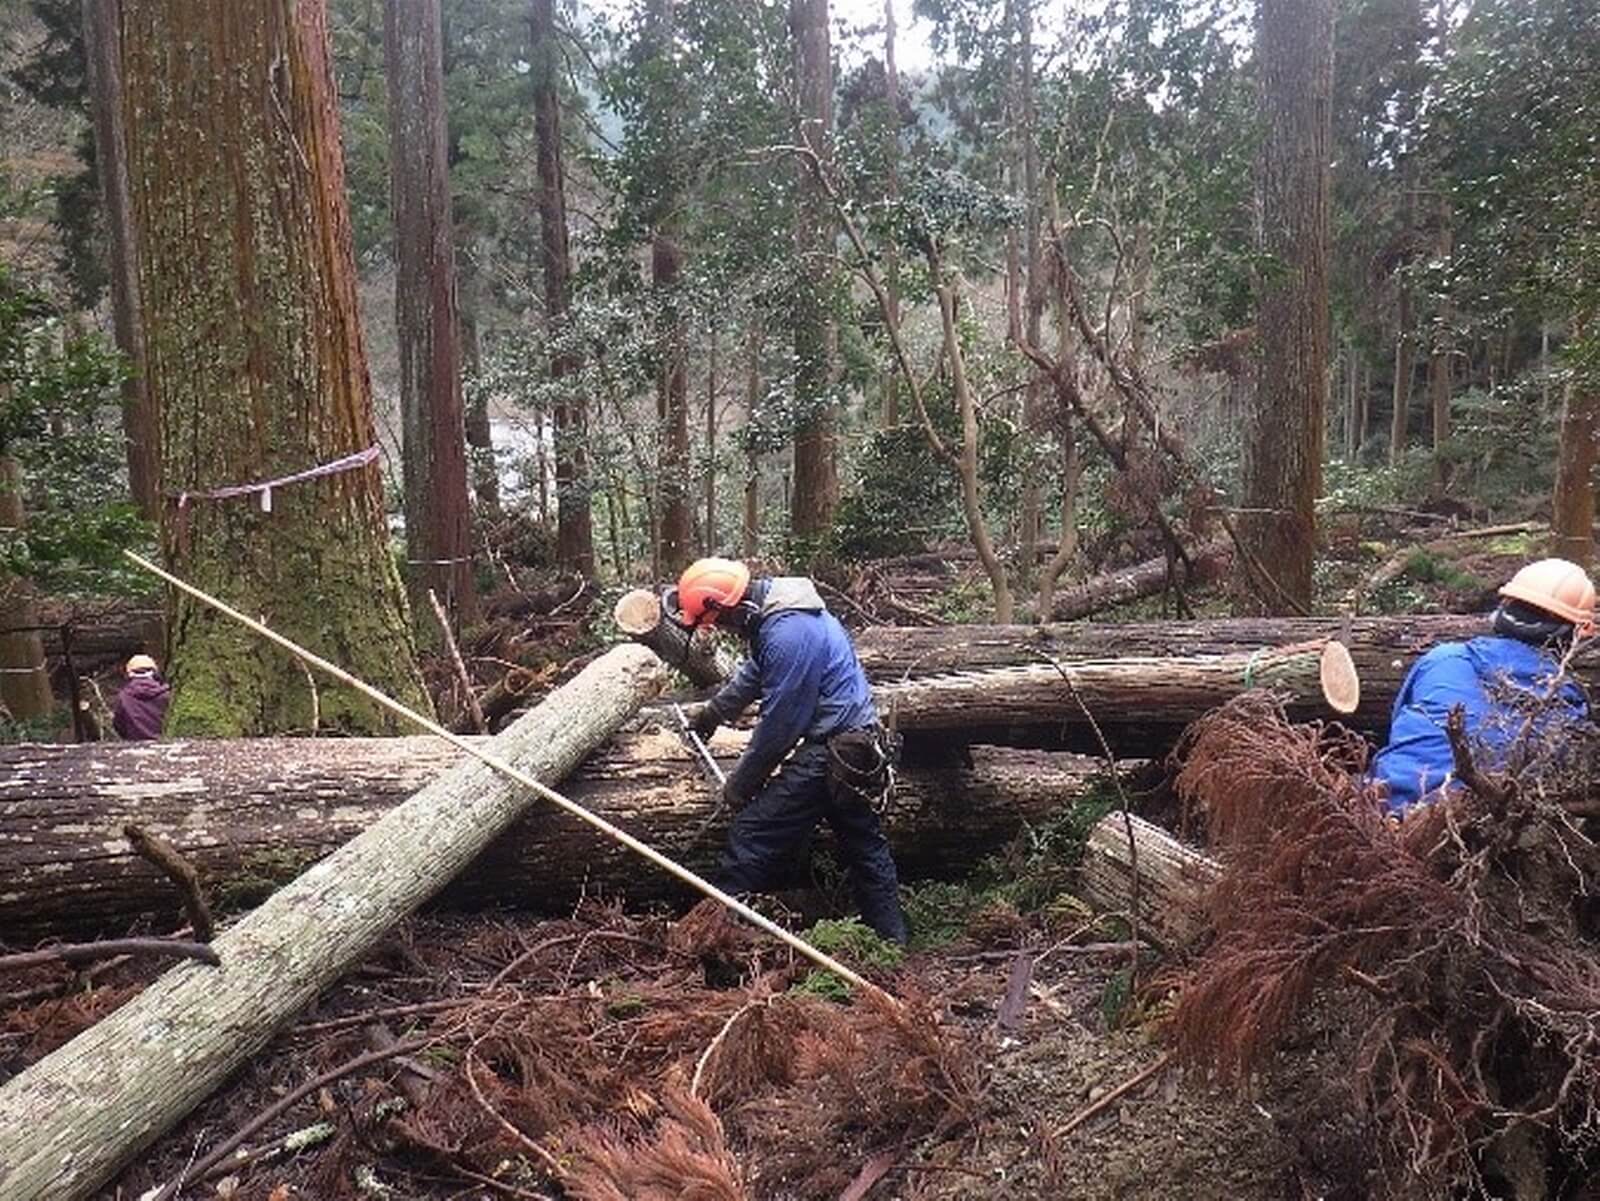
[0, 0, 1596, 736]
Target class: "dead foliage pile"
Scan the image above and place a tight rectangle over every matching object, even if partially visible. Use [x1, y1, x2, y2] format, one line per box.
[70, 899, 980, 1200]
[1168, 692, 1600, 1198]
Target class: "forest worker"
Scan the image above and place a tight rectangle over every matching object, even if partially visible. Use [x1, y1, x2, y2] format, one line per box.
[666, 556, 909, 945]
[1370, 558, 1593, 816]
[112, 653, 171, 741]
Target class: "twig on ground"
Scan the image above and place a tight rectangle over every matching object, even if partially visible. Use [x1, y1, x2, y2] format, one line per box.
[124, 824, 214, 942]
[1052, 1051, 1175, 1139]
[0, 938, 219, 974]
[464, 1045, 565, 1176]
[691, 996, 769, 1099]
[430, 588, 488, 734]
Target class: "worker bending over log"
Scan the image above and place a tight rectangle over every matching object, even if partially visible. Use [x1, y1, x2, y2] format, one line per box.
[666, 557, 909, 943]
[1370, 558, 1593, 815]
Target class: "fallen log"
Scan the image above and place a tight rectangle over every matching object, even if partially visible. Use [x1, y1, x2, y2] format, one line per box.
[0, 643, 667, 1201]
[874, 641, 1359, 756]
[614, 588, 732, 689]
[856, 613, 1557, 743]
[0, 732, 1122, 942]
[1048, 543, 1232, 622]
[1078, 813, 1220, 952]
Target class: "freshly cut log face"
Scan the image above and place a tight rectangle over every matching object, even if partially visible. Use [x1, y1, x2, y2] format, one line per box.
[0, 731, 1125, 941]
[1320, 640, 1361, 714]
[613, 587, 731, 688]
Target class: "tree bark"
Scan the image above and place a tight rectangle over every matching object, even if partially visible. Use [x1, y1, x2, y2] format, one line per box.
[880, 0, 902, 430]
[120, 0, 428, 735]
[0, 644, 666, 1201]
[1048, 543, 1231, 623]
[384, 0, 477, 630]
[1241, 0, 1332, 613]
[82, 0, 157, 521]
[854, 613, 1557, 742]
[0, 457, 54, 722]
[0, 731, 1117, 942]
[653, 229, 694, 572]
[532, 0, 594, 575]
[789, 0, 839, 546]
[459, 269, 501, 515]
[1079, 813, 1218, 952]
[1552, 368, 1598, 568]
[1390, 182, 1416, 465]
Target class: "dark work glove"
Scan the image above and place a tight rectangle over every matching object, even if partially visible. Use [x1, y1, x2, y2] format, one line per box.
[691, 705, 721, 742]
[719, 779, 746, 811]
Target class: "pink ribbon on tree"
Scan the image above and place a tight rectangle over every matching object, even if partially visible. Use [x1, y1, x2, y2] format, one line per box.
[174, 444, 381, 515]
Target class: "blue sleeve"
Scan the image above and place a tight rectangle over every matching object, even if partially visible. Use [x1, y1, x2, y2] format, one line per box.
[727, 623, 823, 798]
[707, 656, 762, 722]
[1407, 648, 1481, 720]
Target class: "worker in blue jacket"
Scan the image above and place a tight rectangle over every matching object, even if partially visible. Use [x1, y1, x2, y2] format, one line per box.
[666, 557, 908, 943]
[1371, 558, 1594, 815]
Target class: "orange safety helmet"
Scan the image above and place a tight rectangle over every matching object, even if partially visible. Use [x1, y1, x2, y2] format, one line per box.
[674, 557, 751, 627]
[1498, 558, 1597, 634]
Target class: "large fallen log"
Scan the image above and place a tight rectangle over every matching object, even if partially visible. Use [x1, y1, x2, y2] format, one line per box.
[0, 643, 666, 1201]
[856, 614, 1546, 742]
[0, 731, 1121, 943]
[1048, 543, 1232, 622]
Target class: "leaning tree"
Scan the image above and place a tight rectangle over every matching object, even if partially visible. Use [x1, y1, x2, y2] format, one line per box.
[119, 0, 429, 733]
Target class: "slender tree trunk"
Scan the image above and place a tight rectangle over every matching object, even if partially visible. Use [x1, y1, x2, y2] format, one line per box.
[1389, 183, 1416, 465]
[82, 0, 157, 520]
[1357, 356, 1370, 449]
[1428, 202, 1454, 471]
[121, 0, 428, 735]
[1241, 0, 1332, 614]
[459, 262, 501, 515]
[1036, 294, 1081, 620]
[653, 230, 693, 571]
[704, 331, 717, 554]
[1343, 345, 1359, 460]
[789, 0, 839, 546]
[880, 0, 901, 429]
[384, 0, 477, 630]
[1553, 368, 1597, 568]
[1011, 0, 1046, 578]
[531, 0, 593, 575]
[743, 329, 762, 559]
[0, 457, 55, 723]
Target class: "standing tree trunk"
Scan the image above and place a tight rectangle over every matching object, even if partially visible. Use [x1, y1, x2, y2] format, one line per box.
[1010, 0, 1046, 580]
[82, 0, 157, 521]
[653, 231, 693, 571]
[531, 0, 594, 575]
[1389, 182, 1416, 465]
[789, 0, 839, 547]
[384, 0, 477, 630]
[704, 330, 717, 553]
[743, 328, 762, 559]
[1241, 0, 1332, 614]
[880, 0, 902, 429]
[458, 267, 501, 514]
[1428, 204, 1454, 473]
[1552, 367, 1597, 568]
[121, 0, 429, 735]
[0, 457, 54, 723]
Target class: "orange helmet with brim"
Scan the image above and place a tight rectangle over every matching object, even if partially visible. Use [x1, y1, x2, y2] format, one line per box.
[1498, 558, 1597, 635]
[672, 557, 751, 628]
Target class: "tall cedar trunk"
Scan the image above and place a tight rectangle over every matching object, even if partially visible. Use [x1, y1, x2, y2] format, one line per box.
[790, 0, 839, 545]
[704, 331, 717, 552]
[1389, 180, 1416, 465]
[743, 329, 762, 558]
[1011, 0, 1046, 577]
[653, 228, 693, 570]
[82, 0, 157, 520]
[384, 0, 477, 629]
[1036, 284, 1081, 619]
[880, 0, 901, 428]
[120, 0, 428, 735]
[1428, 201, 1454, 468]
[532, 0, 594, 575]
[0, 644, 665, 1201]
[459, 270, 501, 513]
[1241, 0, 1332, 613]
[1552, 370, 1597, 567]
[0, 456, 55, 721]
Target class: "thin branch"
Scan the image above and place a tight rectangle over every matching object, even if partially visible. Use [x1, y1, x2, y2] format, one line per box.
[1052, 1051, 1174, 1139]
[0, 938, 219, 974]
[124, 824, 215, 942]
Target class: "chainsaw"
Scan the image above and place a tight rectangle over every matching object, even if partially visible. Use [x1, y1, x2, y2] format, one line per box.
[673, 702, 730, 850]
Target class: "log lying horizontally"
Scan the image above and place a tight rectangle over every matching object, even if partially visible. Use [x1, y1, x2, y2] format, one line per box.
[855, 614, 1562, 742]
[0, 643, 666, 1201]
[0, 732, 1125, 942]
[1077, 812, 1220, 952]
[1048, 543, 1231, 622]
[874, 641, 1358, 756]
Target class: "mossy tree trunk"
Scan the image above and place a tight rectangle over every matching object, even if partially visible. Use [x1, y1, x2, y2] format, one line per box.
[119, 0, 429, 735]
[384, 0, 477, 632]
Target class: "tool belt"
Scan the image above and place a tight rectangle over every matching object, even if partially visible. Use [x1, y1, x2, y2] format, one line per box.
[824, 723, 901, 814]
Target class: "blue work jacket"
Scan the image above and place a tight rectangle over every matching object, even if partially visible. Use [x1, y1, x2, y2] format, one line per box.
[1369, 635, 1587, 814]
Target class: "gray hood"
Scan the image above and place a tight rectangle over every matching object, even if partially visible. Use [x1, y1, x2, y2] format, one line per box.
[759, 576, 826, 616]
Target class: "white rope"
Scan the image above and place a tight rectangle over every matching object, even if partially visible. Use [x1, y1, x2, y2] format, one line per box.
[123, 551, 893, 1003]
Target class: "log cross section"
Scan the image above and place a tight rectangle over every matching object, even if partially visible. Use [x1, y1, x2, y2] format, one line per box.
[0, 643, 667, 1201]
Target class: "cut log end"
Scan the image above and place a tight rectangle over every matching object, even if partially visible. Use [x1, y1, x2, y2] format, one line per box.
[614, 589, 663, 635]
[1320, 640, 1361, 715]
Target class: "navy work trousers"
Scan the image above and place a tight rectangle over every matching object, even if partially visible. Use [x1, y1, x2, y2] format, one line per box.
[714, 741, 908, 944]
